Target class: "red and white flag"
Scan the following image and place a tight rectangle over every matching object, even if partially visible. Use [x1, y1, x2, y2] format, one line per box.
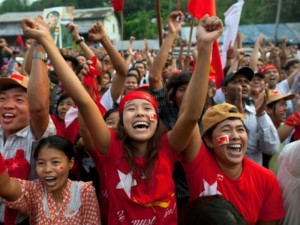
[216, 135, 229, 146]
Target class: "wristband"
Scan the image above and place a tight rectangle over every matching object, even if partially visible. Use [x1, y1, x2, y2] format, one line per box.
[285, 112, 300, 127]
[0, 153, 6, 174]
[76, 36, 85, 44]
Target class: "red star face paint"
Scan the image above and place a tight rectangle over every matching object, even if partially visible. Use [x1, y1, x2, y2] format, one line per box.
[58, 166, 64, 170]
[149, 113, 157, 122]
[216, 135, 229, 146]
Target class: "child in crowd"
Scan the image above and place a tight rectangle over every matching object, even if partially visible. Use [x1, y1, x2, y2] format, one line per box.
[0, 135, 100, 224]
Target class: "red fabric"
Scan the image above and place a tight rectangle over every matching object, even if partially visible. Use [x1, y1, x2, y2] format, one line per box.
[83, 56, 105, 116]
[182, 144, 285, 224]
[285, 112, 300, 127]
[188, 0, 223, 88]
[188, 0, 216, 20]
[0, 153, 6, 174]
[16, 34, 24, 47]
[51, 115, 79, 144]
[112, 0, 124, 12]
[119, 91, 158, 115]
[4, 149, 30, 225]
[102, 130, 179, 224]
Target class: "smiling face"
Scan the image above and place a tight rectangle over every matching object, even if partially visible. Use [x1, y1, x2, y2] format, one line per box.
[266, 100, 288, 128]
[57, 97, 75, 120]
[205, 119, 248, 167]
[36, 147, 74, 196]
[122, 99, 158, 142]
[0, 87, 29, 139]
[124, 76, 139, 94]
[264, 69, 280, 89]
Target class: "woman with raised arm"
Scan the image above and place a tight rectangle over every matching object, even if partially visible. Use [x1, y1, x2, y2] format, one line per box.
[20, 13, 223, 224]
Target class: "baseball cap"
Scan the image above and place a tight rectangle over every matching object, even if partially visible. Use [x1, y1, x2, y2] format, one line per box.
[202, 103, 246, 135]
[222, 67, 254, 87]
[254, 72, 265, 79]
[266, 90, 295, 105]
[0, 73, 29, 90]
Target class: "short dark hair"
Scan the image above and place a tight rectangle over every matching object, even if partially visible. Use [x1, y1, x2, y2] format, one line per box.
[166, 72, 192, 108]
[34, 135, 74, 161]
[180, 195, 247, 225]
[46, 10, 60, 19]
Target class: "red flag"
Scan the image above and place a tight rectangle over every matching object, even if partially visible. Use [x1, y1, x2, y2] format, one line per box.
[216, 135, 229, 146]
[188, 0, 216, 19]
[112, 0, 124, 12]
[188, 0, 223, 88]
[16, 34, 24, 47]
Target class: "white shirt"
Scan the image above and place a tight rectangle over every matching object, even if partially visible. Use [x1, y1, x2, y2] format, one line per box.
[277, 140, 300, 225]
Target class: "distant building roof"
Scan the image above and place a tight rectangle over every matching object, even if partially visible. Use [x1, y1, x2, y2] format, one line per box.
[0, 7, 114, 23]
[181, 23, 300, 46]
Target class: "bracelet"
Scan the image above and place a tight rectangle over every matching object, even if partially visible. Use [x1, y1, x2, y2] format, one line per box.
[76, 36, 84, 44]
[226, 57, 234, 59]
[0, 153, 6, 174]
[33, 53, 48, 62]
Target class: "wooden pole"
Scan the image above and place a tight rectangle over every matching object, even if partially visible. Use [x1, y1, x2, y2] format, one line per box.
[121, 11, 124, 50]
[187, 17, 195, 57]
[155, 0, 163, 47]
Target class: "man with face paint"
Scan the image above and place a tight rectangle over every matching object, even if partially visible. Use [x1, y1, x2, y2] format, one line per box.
[182, 103, 285, 225]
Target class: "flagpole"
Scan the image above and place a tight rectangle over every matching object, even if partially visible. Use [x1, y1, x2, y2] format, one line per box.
[187, 16, 195, 57]
[155, 0, 163, 47]
[121, 11, 124, 51]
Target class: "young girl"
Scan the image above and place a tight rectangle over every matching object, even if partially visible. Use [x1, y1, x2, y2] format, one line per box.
[21, 12, 223, 224]
[0, 136, 101, 224]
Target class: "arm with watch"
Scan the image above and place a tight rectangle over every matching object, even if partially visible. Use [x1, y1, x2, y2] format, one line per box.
[28, 40, 51, 139]
[68, 22, 102, 72]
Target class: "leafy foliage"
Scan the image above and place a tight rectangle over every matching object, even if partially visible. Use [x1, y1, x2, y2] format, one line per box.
[0, 0, 299, 39]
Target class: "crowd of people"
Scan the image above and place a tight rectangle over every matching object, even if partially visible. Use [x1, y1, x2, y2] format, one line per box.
[0, 9, 299, 225]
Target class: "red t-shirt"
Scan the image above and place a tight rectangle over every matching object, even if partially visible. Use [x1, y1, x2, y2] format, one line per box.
[101, 129, 178, 224]
[182, 144, 285, 225]
[89, 149, 109, 224]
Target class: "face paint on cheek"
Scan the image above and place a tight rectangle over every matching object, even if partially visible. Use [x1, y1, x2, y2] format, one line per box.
[58, 166, 64, 170]
[216, 135, 229, 146]
[149, 112, 157, 122]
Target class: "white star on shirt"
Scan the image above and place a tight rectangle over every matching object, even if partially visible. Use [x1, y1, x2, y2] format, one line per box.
[116, 170, 137, 198]
[199, 179, 222, 197]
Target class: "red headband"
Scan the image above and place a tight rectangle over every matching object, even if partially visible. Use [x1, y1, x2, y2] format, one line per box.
[119, 91, 158, 115]
[260, 64, 278, 74]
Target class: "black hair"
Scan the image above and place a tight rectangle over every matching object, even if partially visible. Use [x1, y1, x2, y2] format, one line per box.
[166, 72, 192, 108]
[62, 55, 79, 72]
[127, 68, 140, 83]
[104, 107, 119, 121]
[284, 59, 299, 71]
[56, 93, 71, 118]
[46, 10, 60, 19]
[133, 61, 146, 69]
[34, 135, 74, 161]
[180, 195, 247, 225]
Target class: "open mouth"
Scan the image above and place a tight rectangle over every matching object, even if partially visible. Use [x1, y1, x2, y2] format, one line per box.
[2, 113, 15, 122]
[133, 121, 149, 130]
[44, 176, 57, 187]
[227, 144, 242, 154]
